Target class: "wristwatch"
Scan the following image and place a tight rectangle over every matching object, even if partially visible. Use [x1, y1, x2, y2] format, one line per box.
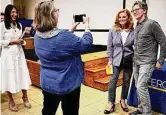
[158, 57, 165, 65]
[85, 26, 90, 32]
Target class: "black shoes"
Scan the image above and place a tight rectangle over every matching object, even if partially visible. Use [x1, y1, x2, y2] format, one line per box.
[120, 100, 129, 112]
[129, 110, 142, 115]
[104, 103, 115, 114]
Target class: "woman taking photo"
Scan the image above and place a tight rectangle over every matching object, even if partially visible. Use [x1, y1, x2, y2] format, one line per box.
[104, 9, 134, 114]
[33, 1, 93, 115]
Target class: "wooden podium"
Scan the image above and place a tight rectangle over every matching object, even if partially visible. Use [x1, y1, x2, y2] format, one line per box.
[27, 60, 41, 88]
[24, 37, 34, 49]
[82, 51, 123, 91]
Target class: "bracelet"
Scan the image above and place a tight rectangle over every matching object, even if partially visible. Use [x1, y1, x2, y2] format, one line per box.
[85, 26, 90, 30]
[68, 29, 74, 33]
[85, 26, 90, 32]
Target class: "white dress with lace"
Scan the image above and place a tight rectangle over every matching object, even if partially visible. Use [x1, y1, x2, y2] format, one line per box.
[0, 22, 31, 93]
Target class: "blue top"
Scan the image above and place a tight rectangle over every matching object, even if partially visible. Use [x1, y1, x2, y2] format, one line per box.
[34, 29, 93, 94]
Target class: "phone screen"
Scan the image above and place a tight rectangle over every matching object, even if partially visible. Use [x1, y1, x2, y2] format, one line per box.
[74, 14, 86, 22]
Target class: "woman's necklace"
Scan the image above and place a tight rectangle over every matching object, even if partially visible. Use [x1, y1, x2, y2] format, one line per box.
[11, 23, 17, 32]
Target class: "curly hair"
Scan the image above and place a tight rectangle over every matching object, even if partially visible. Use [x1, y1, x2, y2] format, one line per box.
[113, 9, 134, 32]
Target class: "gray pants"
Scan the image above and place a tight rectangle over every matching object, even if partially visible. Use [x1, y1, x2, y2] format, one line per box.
[133, 64, 156, 115]
[108, 64, 132, 103]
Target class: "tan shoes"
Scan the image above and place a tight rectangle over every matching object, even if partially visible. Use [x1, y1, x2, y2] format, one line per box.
[8, 98, 31, 112]
[22, 97, 31, 108]
[9, 101, 18, 112]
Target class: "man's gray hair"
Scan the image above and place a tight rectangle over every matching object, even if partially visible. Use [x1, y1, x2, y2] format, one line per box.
[132, 1, 148, 16]
[132, 1, 148, 11]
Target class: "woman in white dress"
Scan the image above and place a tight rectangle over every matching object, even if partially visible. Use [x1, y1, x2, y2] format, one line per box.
[0, 4, 31, 112]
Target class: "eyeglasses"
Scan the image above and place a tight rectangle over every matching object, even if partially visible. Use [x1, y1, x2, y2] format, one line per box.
[131, 8, 142, 13]
[55, 9, 59, 13]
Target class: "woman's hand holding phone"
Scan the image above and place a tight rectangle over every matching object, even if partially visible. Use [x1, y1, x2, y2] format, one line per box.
[69, 19, 80, 33]
[83, 16, 90, 32]
[69, 15, 90, 32]
[83, 16, 89, 25]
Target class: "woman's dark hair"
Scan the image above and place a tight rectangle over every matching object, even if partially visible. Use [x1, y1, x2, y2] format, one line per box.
[4, 4, 21, 30]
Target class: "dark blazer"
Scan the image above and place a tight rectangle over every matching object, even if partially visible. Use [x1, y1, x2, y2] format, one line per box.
[107, 28, 134, 66]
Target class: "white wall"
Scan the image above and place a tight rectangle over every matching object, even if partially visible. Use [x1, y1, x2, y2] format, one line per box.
[55, 0, 123, 29]
[15, 0, 120, 45]
[0, 0, 13, 13]
[21, 0, 123, 29]
[74, 31, 109, 45]
[148, 0, 166, 34]
[55, 0, 123, 45]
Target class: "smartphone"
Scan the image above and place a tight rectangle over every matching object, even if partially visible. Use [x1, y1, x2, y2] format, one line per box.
[74, 14, 86, 22]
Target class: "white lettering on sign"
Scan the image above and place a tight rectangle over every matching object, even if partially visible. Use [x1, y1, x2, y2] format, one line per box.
[148, 78, 166, 90]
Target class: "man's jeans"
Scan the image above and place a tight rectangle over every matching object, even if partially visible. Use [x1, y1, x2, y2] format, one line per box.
[133, 63, 156, 115]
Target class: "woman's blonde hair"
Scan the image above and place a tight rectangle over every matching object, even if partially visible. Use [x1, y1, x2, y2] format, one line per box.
[33, 1, 57, 32]
[113, 9, 134, 32]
